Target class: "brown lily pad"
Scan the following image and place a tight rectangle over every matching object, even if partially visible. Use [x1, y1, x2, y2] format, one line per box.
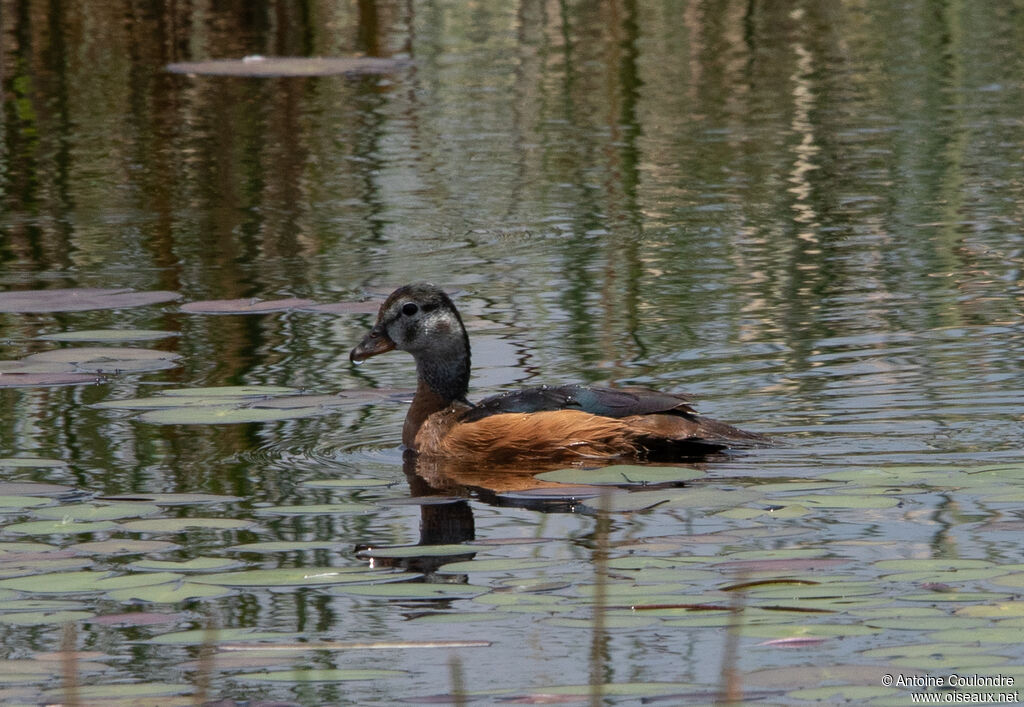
[0, 372, 103, 388]
[166, 56, 408, 77]
[0, 288, 181, 313]
[180, 297, 316, 314]
[300, 301, 382, 314]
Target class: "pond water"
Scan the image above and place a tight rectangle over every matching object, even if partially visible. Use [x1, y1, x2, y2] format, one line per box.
[2, 1, 1024, 704]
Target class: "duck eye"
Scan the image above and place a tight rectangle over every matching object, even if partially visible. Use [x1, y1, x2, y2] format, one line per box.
[401, 302, 419, 316]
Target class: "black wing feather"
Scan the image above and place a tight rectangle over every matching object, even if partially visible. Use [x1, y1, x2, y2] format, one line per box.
[460, 384, 695, 423]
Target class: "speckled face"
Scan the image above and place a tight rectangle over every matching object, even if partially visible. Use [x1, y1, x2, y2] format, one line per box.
[350, 283, 469, 363]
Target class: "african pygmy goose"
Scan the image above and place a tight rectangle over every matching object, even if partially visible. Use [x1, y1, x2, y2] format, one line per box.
[350, 283, 767, 462]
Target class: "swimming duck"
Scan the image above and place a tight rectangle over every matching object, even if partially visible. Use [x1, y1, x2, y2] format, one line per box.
[350, 283, 767, 462]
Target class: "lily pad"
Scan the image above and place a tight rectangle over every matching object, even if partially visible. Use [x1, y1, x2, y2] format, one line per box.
[146, 627, 298, 645]
[0, 372, 102, 387]
[99, 492, 241, 506]
[31, 502, 161, 522]
[138, 404, 328, 425]
[120, 517, 256, 533]
[356, 544, 479, 559]
[0, 610, 95, 625]
[227, 540, 341, 553]
[302, 478, 395, 489]
[331, 582, 491, 600]
[128, 557, 242, 572]
[166, 56, 408, 77]
[106, 581, 233, 603]
[252, 503, 375, 515]
[2, 519, 119, 535]
[436, 558, 557, 573]
[36, 329, 178, 342]
[235, 668, 407, 682]
[179, 297, 315, 314]
[0, 481, 75, 497]
[535, 465, 704, 486]
[191, 567, 421, 587]
[0, 570, 182, 593]
[68, 539, 178, 555]
[0, 288, 181, 313]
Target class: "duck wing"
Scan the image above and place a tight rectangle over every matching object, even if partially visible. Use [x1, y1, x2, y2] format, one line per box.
[461, 384, 695, 423]
[459, 384, 769, 455]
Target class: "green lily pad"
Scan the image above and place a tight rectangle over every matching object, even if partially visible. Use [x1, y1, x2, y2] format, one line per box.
[956, 602, 1024, 618]
[128, 557, 242, 572]
[99, 492, 242, 506]
[302, 478, 395, 489]
[331, 582, 491, 600]
[783, 494, 901, 509]
[436, 558, 557, 574]
[68, 539, 178, 554]
[31, 502, 161, 522]
[226, 540, 342, 553]
[582, 487, 761, 513]
[3, 519, 119, 535]
[409, 611, 515, 624]
[191, 567, 421, 587]
[138, 404, 328, 425]
[167, 56, 407, 77]
[36, 329, 178, 342]
[235, 668, 407, 682]
[864, 616, 986, 631]
[146, 627, 298, 645]
[0, 570, 183, 593]
[742, 622, 879, 638]
[873, 559, 993, 571]
[535, 465, 703, 486]
[120, 517, 256, 533]
[0, 610, 95, 625]
[357, 544, 480, 559]
[0, 496, 53, 511]
[42, 683, 194, 699]
[543, 614, 659, 629]
[252, 503, 375, 515]
[106, 581, 233, 603]
[927, 627, 1024, 643]
[902, 592, 1011, 602]
[160, 385, 302, 397]
[24, 346, 182, 373]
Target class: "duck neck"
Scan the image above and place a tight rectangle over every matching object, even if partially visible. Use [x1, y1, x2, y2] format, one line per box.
[403, 350, 471, 449]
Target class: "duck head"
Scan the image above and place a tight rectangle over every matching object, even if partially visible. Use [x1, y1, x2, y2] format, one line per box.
[350, 283, 472, 403]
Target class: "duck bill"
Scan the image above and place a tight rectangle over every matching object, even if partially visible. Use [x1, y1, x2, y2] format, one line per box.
[350, 327, 396, 363]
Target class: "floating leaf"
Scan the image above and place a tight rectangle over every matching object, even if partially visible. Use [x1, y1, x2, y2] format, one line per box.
[36, 329, 178, 342]
[0, 288, 181, 313]
[0, 481, 75, 497]
[0, 570, 182, 593]
[0, 372, 102, 387]
[98, 492, 241, 506]
[331, 582, 491, 600]
[252, 503, 375, 516]
[234, 668, 407, 682]
[120, 517, 256, 533]
[956, 602, 1024, 618]
[31, 502, 161, 522]
[0, 496, 53, 512]
[544, 614, 659, 629]
[138, 404, 327, 425]
[436, 558, 556, 574]
[106, 581, 233, 603]
[41, 683, 194, 700]
[179, 297, 315, 314]
[226, 540, 341, 553]
[302, 478, 395, 489]
[68, 539, 178, 555]
[357, 544, 479, 559]
[535, 465, 703, 486]
[782, 494, 902, 509]
[0, 610, 95, 625]
[146, 627, 298, 645]
[787, 686, 902, 701]
[128, 557, 242, 572]
[2, 519, 119, 535]
[300, 300, 382, 314]
[167, 56, 408, 77]
[191, 567, 420, 587]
